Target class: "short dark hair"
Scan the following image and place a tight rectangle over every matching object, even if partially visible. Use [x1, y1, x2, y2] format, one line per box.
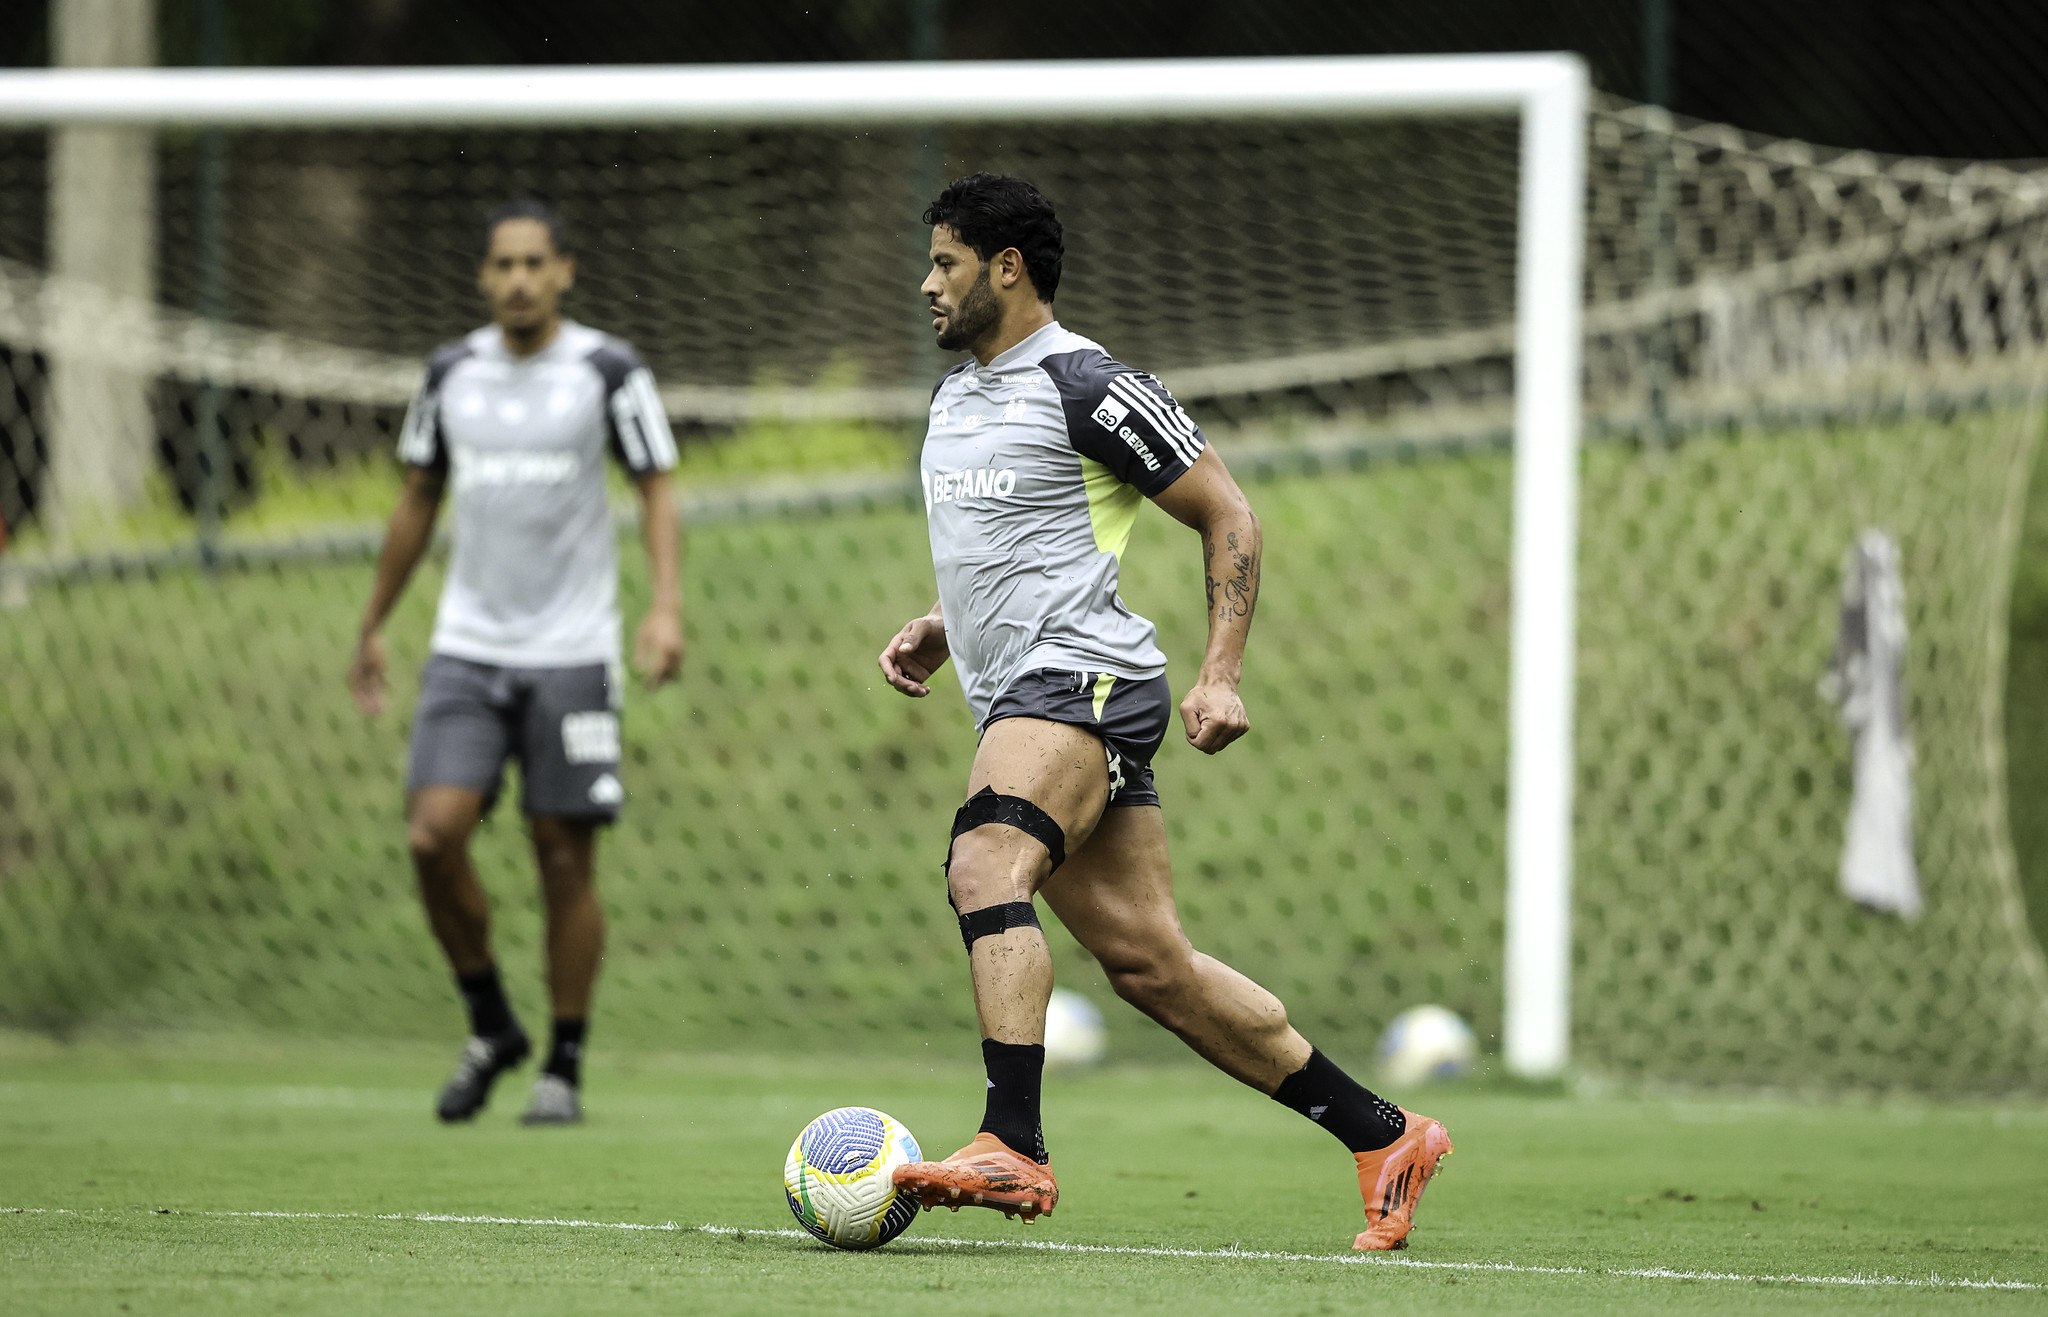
[483, 198, 570, 256]
[922, 173, 1063, 302]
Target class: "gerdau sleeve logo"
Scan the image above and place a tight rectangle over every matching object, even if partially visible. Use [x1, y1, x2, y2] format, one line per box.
[1091, 394, 1161, 473]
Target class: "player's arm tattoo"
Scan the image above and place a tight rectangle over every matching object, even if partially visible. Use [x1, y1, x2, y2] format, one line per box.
[1203, 527, 1260, 624]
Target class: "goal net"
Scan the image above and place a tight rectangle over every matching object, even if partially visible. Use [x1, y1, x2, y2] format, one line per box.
[1, 64, 2045, 1093]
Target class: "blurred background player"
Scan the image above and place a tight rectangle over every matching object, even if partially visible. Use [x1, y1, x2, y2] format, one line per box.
[347, 199, 683, 1125]
[877, 174, 1452, 1250]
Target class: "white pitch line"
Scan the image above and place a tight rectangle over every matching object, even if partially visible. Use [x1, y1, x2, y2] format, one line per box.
[6, 1207, 2039, 1293]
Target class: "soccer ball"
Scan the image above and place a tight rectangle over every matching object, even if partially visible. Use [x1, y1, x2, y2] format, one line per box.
[1376, 1005, 1478, 1087]
[784, 1107, 923, 1250]
[1044, 987, 1107, 1068]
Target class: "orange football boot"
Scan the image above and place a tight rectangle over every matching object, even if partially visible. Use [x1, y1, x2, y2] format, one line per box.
[892, 1132, 1059, 1221]
[1351, 1108, 1454, 1250]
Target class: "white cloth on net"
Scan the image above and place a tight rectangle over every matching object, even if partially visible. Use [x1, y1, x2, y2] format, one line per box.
[1820, 528, 1922, 918]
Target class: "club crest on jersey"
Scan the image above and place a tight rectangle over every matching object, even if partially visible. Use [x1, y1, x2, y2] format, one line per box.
[922, 467, 1018, 510]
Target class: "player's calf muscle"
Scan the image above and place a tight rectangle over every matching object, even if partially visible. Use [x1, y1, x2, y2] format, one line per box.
[1049, 810, 1307, 1088]
[1101, 950, 1304, 1091]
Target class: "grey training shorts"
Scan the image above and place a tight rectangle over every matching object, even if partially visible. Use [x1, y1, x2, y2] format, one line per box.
[983, 668, 1173, 808]
[406, 653, 624, 822]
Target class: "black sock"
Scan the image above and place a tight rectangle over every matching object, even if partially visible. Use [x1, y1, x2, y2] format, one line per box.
[455, 965, 516, 1039]
[978, 1039, 1048, 1164]
[543, 1018, 587, 1087]
[1272, 1048, 1407, 1153]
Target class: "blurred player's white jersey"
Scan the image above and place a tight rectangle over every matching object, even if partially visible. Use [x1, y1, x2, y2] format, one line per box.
[396, 320, 676, 667]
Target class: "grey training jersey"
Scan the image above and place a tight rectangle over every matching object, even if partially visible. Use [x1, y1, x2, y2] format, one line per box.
[396, 320, 677, 667]
[922, 321, 1207, 725]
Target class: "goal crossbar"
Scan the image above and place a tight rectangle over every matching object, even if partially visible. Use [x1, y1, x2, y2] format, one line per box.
[0, 53, 1588, 1079]
[0, 56, 1579, 126]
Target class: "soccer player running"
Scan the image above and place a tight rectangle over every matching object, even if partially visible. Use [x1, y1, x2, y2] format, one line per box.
[348, 200, 682, 1126]
[878, 174, 1452, 1250]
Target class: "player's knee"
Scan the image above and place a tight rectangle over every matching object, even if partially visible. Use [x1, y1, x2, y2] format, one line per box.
[407, 813, 466, 872]
[537, 865, 598, 914]
[531, 821, 595, 887]
[943, 835, 1015, 911]
[944, 787, 1066, 898]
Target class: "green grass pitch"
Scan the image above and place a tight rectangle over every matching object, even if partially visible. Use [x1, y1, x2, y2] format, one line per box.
[6, 414, 2048, 1310]
[4, 1031, 2044, 1314]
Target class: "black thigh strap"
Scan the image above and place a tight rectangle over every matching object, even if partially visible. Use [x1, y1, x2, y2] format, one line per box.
[946, 785, 1067, 873]
[957, 900, 1043, 950]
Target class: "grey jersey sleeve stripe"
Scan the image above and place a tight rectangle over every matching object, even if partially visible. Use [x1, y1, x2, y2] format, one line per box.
[1108, 376, 1201, 467]
[1115, 373, 1204, 462]
[603, 363, 678, 474]
[395, 340, 473, 469]
[587, 339, 678, 475]
[609, 381, 653, 469]
[396, 390, 440, 465]
[625, 366, 678, 469]
[1109, 374, 1204, 467]
[1131, 373, 1205, 450]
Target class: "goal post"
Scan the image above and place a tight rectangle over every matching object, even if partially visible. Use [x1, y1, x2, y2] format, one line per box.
[1503, 64, 1588, 1080]
[0, 56, 1592, 1074]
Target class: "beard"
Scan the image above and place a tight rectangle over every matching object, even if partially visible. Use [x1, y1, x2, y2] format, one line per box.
[934, 266, 1000, 352]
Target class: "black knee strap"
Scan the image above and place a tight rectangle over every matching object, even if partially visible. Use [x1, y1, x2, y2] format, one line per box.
[944, 786, 1067, 874]
[957, 900, 1042, 950]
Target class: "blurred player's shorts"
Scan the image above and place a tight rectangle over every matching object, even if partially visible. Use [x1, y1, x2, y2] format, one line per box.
[407, 654, 624, 821]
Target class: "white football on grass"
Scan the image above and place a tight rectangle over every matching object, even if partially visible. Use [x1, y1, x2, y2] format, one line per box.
[1044, 988, 1107, 1067]
[1376, 1004, 1478, 1087]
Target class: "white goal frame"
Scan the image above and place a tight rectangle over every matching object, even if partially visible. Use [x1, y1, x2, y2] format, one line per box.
[0, 54, 1589, 1078]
